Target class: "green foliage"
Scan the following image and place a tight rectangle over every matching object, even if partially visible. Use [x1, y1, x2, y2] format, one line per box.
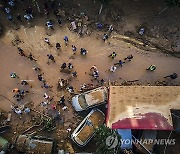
[95, 125, 122, 154]
[165, 0, 180, 7]
[43, 118, 56, 131]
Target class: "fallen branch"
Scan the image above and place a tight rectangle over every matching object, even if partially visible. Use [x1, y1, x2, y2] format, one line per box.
[99, 4, 103, 15]
[22, 119, 43, 134]
[159, 6, 168, 15]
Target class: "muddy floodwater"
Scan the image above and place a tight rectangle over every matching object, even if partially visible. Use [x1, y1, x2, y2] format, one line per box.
[0, 25, 180, 112]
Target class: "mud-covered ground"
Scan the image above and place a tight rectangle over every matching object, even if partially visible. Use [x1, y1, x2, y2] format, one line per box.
[0, 0, 180, 153]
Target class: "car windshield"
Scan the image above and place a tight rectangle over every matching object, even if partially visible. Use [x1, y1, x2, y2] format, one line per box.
[78, 94, 88, 109]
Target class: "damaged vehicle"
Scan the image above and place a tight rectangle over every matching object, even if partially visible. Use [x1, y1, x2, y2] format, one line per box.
[15, 135, 56, 154]
[71, 109, 105, 146]
[0, 136, 9, 153]
[72, 86, 107, 111]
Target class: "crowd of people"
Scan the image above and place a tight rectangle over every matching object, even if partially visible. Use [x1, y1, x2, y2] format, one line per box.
[1, 0, 178, 127]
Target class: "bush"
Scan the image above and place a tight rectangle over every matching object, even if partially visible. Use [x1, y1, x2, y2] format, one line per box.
[95, 125, 122, 154]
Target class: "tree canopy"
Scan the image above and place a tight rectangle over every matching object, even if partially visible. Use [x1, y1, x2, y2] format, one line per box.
[95, 125, 122, 154]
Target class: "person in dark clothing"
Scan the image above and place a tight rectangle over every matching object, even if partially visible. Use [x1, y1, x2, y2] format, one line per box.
[114, 60, 124, 67]
[97, 22, 103, 29]
[19, 90, 29, 95]
[64, 36, 68, 46]
[43, 82, 51, 89]
[56, 43, 61, 49]
[17, 47, 26, 56]
[17, 13, 23, 22]
[46, 20, 54, 30]
[57, 18, 62, 26]
[28, 53, 37, 61]
[33, 65, 41, 71]
[68, 63, 73, 69]
[4, 7, 11, 14]
[47, 54, 55, 62]
[72, 71, 77, 77]
[80, 48, 87, 55]
[108, 52, 117, 59]
[38, 74, 44, 81]
[25, 6, 33, 15]
[59, 95, 65, 106]
[7, 14, 14, 22]
[103, 33, 108, 42]
[67, 86, 74, 93]
[21, 80, 29, 86]
[43, 3, 49, 16]
[164, 73, 178, 79]
[72, 45, 77, 54]
[54, 10, 61, 18]
[108, 25, 114, 33]
[13, 93, 23, 101]
[100, 78, 105, 85]
[93, 71, 99, 79]
[61, 63, 66, 69]
[124, 55, 133, 61]
[44, 38, 51, 45]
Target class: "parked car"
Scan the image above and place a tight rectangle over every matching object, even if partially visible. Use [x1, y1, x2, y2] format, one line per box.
[71, 109, 105, 147]
[72, 86, 107, 111]
[15, 135, 56, 154]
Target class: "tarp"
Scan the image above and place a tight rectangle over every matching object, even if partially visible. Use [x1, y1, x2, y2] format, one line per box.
[117, 129, 132, 149]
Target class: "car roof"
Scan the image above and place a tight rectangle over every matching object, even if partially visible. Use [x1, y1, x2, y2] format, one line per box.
[84, 87, 106, 106]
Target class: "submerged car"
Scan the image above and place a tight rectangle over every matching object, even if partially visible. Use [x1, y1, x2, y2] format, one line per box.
[15, 135, 56, 154]
[72, 86, 107, 111]
[71, 109, 105, 147]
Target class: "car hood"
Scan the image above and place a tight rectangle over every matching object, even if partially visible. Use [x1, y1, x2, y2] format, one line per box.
[72, 95, 83, 111]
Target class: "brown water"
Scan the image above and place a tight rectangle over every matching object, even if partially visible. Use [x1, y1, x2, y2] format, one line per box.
[1, 25, 180, 113]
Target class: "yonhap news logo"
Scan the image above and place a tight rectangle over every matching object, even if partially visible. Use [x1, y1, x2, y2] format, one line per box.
[130, 139, 176, 145]
[106, 135, 119, 149]
[106, 136, 176, 148]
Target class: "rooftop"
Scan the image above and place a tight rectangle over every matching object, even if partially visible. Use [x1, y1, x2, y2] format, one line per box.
[106, 86, 180, 130]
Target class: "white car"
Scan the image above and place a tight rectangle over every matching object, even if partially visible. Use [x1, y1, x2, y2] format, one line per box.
[72, 86, 108, 111]
[71, 109, 105, 147]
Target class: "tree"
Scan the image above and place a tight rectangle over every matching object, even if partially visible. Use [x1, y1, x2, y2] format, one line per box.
[95, 125, 122, 154]
[165, 0, 180, 7]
